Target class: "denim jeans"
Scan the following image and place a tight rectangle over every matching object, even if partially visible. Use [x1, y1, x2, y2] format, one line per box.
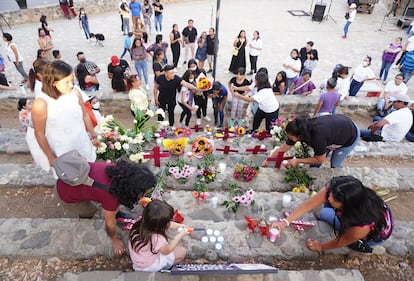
[379, 60, 393, 81]
[349, 79, 363, 96]
[343, 20, 352, 36]
[327, 123, 360, 168]
[134, 59, 148, 85]
[402, 71, 413, 84]
[154, 14, 163, 32]
[82, 22, 90, 39]
[213, 101, 226, 126]
[120, 48, 131, 59]
[406, 131, 414, 141]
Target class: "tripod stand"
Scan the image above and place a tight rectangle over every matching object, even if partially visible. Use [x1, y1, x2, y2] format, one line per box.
[323, 0, 337, 24]
[0, 14, 12, 34]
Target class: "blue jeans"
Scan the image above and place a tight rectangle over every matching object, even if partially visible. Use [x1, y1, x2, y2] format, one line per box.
[134, 59, 148, 85]
[406, 131, 414, 141]
[82, 22, 90, 39]
[286, 76, 297, 95]
[343, 20, 352, 36]
[213, 101, 226, 126]
[402, 71, 413, 84]
[349, 79, 363, 96]
[120, 48, 131, 59]
[328, 123, 360, 168]
[154, 14, 163, 32]
[379, 60, 393, 81]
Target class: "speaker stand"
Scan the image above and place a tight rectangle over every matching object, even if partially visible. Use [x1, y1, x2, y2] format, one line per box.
[323, 0, 337, 24]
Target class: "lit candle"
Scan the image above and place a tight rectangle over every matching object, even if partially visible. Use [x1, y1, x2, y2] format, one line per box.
[215, 243, 222, 250]
[217, 236, 224, 242]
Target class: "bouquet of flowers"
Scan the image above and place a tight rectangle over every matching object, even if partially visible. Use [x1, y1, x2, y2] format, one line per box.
[196, 154, 217, 183]
[196, 73, 212, 91]
[192, 137, 213, 158]
[233, 125, 246, 136]
[193, 181, 209, 203]
[293, 141, 314, 159]
[233, 160, 260, 182]
[292, 183, 320, 196]
[174, 127, 192, 137]
[165, 158, 195, 184]
[162, 138, 188, 155]
[284, 166, 315, 193]
[222, 182, 255, 213]
[270, 116, 296, 145]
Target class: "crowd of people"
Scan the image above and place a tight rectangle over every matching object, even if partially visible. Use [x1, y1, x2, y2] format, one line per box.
[0, 0, 410, 273]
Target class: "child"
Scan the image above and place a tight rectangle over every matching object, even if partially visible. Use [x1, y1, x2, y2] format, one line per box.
[210, 81, 228, 128]
[17, 98, 32, 132]
[177, 70, 196, 126]
[90, 33, 105, 47]
[121, 32, 133, 59]
[129, 200, 189, 272]
[88, 95, 104, 124]
[78, 7, 91, 41]
[228, 67, 250, 126]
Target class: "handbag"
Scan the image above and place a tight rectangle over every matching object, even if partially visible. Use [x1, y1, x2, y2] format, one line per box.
[232, 46, 240, 56]
[345, 12, 350, 20]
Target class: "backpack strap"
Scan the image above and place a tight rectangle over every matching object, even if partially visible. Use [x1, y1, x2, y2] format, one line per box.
[92, 181, 110, 192]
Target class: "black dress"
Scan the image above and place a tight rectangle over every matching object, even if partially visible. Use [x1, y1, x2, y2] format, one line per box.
[229, 39, 246, 74]
[170, 31, 181, 67]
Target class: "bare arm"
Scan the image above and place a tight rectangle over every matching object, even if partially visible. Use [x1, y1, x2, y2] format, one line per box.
[313, 100, 323, 117]
[153, 82, 160, 106]
[158, 230, 189, 255]
[103, 209, 125, 256]
[369, 119, 389, 134]
[232, 91, 254, 103]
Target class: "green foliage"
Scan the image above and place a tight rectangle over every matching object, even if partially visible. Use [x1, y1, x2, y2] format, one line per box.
[284, 166, 314, 187]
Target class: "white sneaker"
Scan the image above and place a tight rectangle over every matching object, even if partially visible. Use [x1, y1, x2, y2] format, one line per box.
[145, 84, 150, 90]
[203, 116, 211, 122]
[196, 118, 201, 125]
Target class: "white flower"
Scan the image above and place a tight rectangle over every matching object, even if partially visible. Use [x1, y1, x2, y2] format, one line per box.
[154, 133, 161, 138]
[114, 142, 122, 150]
[120, 135, 129, 141]
[146, 109, 154, 117]
[132, 133, 144, 144]
[129, 152, 146, 163]
[155, 108, 165, 118]
[105, 115, 114, 121]
[97, 142, 107, 153]
[275, 137, 280, 143]
[122, 143, 130, 150]
[133, 119, 138, 124]
[294, 142, 302, 149]
[158, 121, 170, 127]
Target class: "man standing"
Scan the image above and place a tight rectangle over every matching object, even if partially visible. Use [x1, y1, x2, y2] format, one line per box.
[154, 65, 200, 126]
[182, 19, 198, 65]
[299, 41, 318, 72]
[206, 27, 219, 73]
[361, 93, 413, 142]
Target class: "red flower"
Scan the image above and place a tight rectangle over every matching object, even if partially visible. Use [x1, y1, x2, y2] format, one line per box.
[172, 210, 184, 223]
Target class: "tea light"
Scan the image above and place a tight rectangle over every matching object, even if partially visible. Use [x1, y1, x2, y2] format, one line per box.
[217, 236, 224, 242]
[218, 162, 227, 174]
[156, 138, 162, 145]
[209, 236, 217, 243]
[268, 215, 278, 223]
[215, 243, 222, 250]
[282, 194, 292, 208]
[206, 229, 213, 236]
[211, 197, 218, 208]
[214, 230, 220, 237]
[201, 236, 209, 243]
[282, 160, 289, 167]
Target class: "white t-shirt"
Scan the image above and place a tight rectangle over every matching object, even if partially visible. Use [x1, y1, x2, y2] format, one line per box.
[406, 36, 414, 52]
[5, 42, 23, 63]
[253, 88, 279, 113]
[249, 38, 263, 57]
[283, 56, 301, 79]
[382, 107, 413, 142]
[384, 81, 408, 98]
[352, 64, 375, 82]
[348, 9, 357, 22]
[336, 76, 351, 101]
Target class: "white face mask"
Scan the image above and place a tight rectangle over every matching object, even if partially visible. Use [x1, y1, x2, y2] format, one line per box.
[92, 102, 100, 110]
[362, 61, 368, 67]
[189, 67, 197, 71]
[189, 78, 194, 83]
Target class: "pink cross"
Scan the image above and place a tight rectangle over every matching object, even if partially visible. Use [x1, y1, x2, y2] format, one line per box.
[246, 145, 267, 155]
[143, 146, 169, 167]
[216, 145, 239, 154]
[266, 151, 294, 168]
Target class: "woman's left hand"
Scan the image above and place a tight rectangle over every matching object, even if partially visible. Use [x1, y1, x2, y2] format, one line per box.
[306, 238, 322, 252]
[92, 138, 101, 147]
[286, 158, 299, 167]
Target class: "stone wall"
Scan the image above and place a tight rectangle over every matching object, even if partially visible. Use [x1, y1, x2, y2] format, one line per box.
[1, 0, 118, 26]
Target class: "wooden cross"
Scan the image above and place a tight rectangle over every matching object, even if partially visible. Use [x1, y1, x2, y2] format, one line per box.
[190, 125, 204, 132]
[252, 132, 272, 141]
[246, 145, 267, 155]
[266, 151, 294, 168]
[143, 146, 169, 167]
[216, 145, 239, 155]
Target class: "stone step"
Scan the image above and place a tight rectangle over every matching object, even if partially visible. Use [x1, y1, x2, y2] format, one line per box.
[1, 128, 413, 158]
[0, 216, 411, 261]
[1, 163, 413, 191]
[56, 269, 366, 281]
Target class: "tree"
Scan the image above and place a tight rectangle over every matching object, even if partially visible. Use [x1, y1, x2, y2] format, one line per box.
[15, 0, 28, 9]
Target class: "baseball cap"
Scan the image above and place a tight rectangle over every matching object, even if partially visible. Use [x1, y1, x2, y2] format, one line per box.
[111, 55, 120, 67]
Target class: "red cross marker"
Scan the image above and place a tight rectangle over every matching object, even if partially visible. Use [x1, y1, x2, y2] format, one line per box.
[216, 145, 239, 154]
[252, 131, 272, 141]
[190, 125, 204, 132]
[266, 151, 294, 168]
[246, 145, 267, 155]
[143, 146, 169, 167]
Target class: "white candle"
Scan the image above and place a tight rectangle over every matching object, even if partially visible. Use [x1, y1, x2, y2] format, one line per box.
[217, 236, 224, 242]
[214, 230, 220, 237]
[209, 236, 216, 243]
[218, 162, 227, 174]
[211, 197, 218, 208]
[282, 194, 292, 208]
[215, 243, 222, 250]
[206, 229, 213, 236]
[201, 236, 209, 243]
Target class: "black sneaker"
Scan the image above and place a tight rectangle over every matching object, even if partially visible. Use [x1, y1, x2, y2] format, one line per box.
[347, 240, 373, 253]
[183, 61, 187, 64]
[207, 69, 213, 73]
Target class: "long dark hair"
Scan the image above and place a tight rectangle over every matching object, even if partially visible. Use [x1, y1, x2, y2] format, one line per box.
[29, 59, 48, 92]
[285, 116, 312, 144]
[42, 60, 73, 99]
[275, 71, 287, 85]
[328, 176, 387, 239]
[255, 72, 271, 91]
[107, 160, 156, 209]
[130, 200, 174, 254]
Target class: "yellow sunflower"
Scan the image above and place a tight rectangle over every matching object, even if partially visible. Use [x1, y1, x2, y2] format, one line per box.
[235, 126, 246, 135]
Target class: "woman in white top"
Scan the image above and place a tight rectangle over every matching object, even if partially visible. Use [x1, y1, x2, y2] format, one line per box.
[248, 31, 263, 75]
[343, 3, 357, 39]
[31, 60, 97, 170]
[28, 59, 48, 97]
[349, 56, 376, 96]
[127, 74, 150, 116]
[282, 48, 301, 93]
[2, 33, 28, 83]
[231, 72, 279, 133]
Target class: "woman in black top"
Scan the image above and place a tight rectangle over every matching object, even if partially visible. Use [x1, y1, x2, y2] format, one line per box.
[262, 115, 360, 168]
[170, 24, 182, 68]
[272, 71, 287, 95]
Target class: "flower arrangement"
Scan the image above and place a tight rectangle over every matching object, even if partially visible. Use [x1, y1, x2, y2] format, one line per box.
[193, 181, 210, 203]
[292, 141, 314, 159]
[270, 116, 296, 145]
[196, 73, 212, 91]
[196, 154, 217, 183]
[165, 158, 195, 184]
[233, 160, 260, 182]
[192, 137, 213, 158]
[174, 127, 192, 137]
[292, 183, 320, 196]
[162, 138, 188, 155]
[252, 129, 272, 140]
[234, 125, 246, 135]
[284, 166, 315, 192]
[222, 182, 255, 213]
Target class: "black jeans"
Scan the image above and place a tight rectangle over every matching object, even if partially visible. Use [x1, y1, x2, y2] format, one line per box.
[178, 102, 192, 126]
[171, 43, 180, 68]
[158, 100, 176, 126]
[252, 108, 279, 133]
[194, 93, 208, 118]
[249, 55, 258, 73]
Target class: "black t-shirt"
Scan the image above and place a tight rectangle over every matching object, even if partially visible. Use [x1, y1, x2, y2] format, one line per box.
[152, 3, 163, 16]
[206, 35, 217, 55]
[410, 110, 414, 134]
[156, 74, 182, 103]
[107, 59, 129, 78]
[229, 77, 250, 94]
[286, 115, 358, 156]
[182, 27, 197, 43]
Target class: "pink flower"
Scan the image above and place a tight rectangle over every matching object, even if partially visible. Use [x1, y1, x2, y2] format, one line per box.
[233, 196, 240, 202]
[247, 189, 255, 196]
